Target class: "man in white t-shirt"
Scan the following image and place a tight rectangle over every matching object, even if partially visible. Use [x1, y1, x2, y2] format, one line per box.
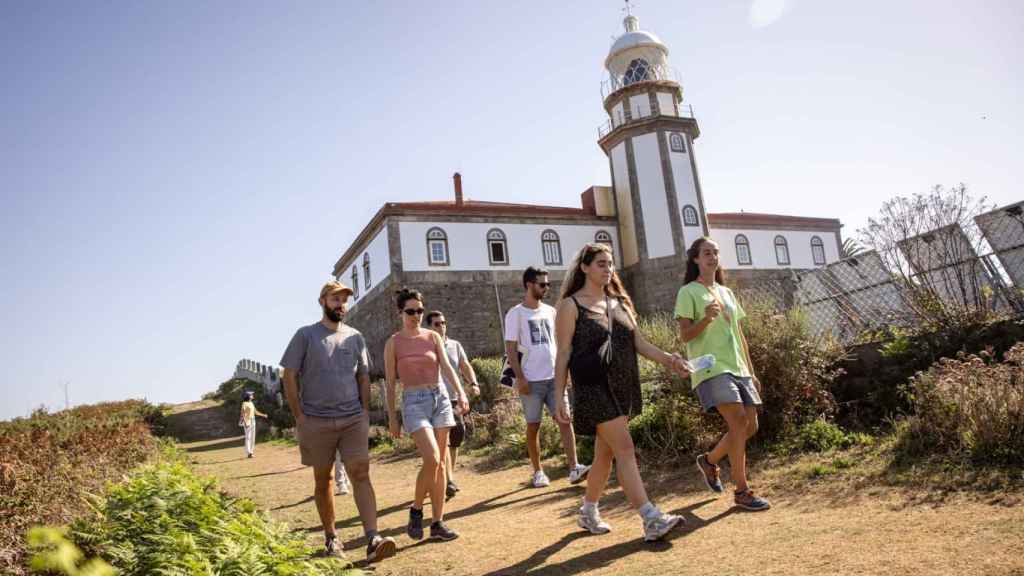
[505, 266, 591, 488]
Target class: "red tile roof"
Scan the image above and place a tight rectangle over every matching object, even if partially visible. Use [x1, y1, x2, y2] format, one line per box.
[707, 212, 841, 229]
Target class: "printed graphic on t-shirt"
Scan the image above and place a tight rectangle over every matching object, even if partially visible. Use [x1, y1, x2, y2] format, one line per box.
[528, 319, 552, 345]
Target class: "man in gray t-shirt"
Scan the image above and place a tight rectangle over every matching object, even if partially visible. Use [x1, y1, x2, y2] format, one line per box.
[281, 281, 395, 563]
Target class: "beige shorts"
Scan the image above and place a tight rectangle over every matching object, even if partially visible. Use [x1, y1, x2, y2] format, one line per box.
[296, 413, 369, 468]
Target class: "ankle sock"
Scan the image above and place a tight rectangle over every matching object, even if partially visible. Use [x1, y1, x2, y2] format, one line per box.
[638, 501, 659, 520]
[581, 499, 598, 514]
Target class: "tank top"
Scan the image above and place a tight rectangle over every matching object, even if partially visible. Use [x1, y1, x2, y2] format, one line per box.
[394, 330, 441, 388]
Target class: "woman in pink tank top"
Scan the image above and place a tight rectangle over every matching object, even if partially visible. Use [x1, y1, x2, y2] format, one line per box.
[385, 287, 469, 542]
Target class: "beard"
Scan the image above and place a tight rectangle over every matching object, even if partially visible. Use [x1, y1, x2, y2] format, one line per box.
[530, 287, 547, 300]
[323, 304, 345, 323]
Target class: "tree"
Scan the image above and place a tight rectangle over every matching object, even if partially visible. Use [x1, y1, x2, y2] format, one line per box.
[857, 184, 998, 326]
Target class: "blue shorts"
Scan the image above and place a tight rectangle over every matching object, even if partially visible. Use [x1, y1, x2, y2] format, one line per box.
[402, 386, 456, 434]
[519, 379, 568, 424]
[695, 373, 762, 414]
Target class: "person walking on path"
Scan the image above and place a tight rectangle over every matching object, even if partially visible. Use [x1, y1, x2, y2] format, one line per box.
[425, 310, 481, 500]
[675, 237, 771, 512]
[505, 266, 591, 489]
[238, 390, 267, 459]
[281, 281, 397, 562]
[553, 242, 691, 542]
[385, 288, 470, 542]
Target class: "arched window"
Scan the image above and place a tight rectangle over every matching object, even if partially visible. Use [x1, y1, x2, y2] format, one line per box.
[487, 228, 508, 265]
[351, 266, 359, 299]
[774, 235, 790, 265]
[623, 58, 651, 86]
[426, 227, 449, 266]
[362, 253, 371, 290]
[541, 229, 562, 266]
[811, 236, 826, 266]
[595, 230, 613, 251]
[669, 132, 686, 153]
[682, 205, 699, 227]
[735, 234, 752, 266]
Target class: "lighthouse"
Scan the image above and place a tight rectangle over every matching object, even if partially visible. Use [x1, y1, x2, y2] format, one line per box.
[598, 9, 710, 312]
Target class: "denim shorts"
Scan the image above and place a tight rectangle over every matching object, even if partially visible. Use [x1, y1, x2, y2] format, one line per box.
[402, 385, 456, 434]
[695, 373, 762, 414]
[519, 379, 568, 424]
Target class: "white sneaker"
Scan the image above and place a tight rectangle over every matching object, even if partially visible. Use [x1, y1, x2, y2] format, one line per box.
[577, 507, 612, 535]
[643, 512, 683, 542]
[335, 480, 350, 495]
[568, 464, 591, 485]
[531, 470, 551, 488]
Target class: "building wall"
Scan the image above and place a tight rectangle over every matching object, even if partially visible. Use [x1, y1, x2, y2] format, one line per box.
[345, 270, 570, 374]
[337, 224, 391, 306]
[710, 227, 840, 270]
[667, 131, 704, 248]
[612, 101, 625, 127]
[611, 143, 640, 267]
[397, 220, 619, 272]
[633, 133, 675, 258]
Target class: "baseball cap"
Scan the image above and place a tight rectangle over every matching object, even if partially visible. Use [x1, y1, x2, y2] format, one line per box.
[319, 280, 354, 300]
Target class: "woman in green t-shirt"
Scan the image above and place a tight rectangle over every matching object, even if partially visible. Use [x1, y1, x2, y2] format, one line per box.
[674, 237, 771, 512]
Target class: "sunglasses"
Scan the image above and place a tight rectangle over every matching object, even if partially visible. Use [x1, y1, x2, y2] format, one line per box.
[403, 308, 425, 316]
[433, 321, 447, 327]
[534, 282, 551, 288]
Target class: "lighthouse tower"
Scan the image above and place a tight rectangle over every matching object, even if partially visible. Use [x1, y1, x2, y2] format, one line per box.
[598, 9, 709, 313]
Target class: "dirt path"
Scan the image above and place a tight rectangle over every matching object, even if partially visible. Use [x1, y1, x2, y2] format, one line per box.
[168, 402, 1024, 576]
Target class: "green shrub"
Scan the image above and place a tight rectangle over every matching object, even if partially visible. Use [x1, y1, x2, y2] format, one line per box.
[743, 302, 844, 441]
[895, 344, 1024, 466]
[26, 527, 114, 576]
[65, 458, 356, 575]
[629, 394, 715, 460]
[794, 418, 855, 452]
[469, 357, 517, 411]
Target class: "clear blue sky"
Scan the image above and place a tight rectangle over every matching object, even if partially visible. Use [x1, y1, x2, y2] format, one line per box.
[2, 1, 1021, 419]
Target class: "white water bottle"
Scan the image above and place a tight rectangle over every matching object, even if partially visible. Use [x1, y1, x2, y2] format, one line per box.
[688, 354, 716, 373]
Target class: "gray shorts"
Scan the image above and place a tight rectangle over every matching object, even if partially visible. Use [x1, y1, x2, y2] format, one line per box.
[695, 373, 762, 414]
[402, 386, 456, 435]
[519, 379, 568, 424]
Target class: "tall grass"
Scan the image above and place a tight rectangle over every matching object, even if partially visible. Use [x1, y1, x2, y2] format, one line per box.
[1, 400, 164, 575]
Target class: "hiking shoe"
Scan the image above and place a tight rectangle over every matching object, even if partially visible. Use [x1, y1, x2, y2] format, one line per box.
[577, 507, 612, 535]
[366, 534, 396, 563]
[695, 453, 724, 493]
[734, 489, 771, 511]
[429, 521, 459, 541]
[407, 507, 424, 540]
[642, 512, 683, 542]
[449, 478, 460, 492]
[531, 470, 551, 488]
[336, 480, 351, 496]
[569, 464, 591, 485]
[446, 480, 457, 501]
[324, 534, 346, 558]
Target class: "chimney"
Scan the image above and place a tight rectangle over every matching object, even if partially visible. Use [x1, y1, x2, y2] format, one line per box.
[453, 172, 463, 205]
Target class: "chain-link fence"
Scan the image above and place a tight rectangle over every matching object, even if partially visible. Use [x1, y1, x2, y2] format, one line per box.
[737, 202, 1024, 344]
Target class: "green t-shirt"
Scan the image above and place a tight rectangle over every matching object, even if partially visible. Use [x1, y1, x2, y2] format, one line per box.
[673, 281, 750, 389]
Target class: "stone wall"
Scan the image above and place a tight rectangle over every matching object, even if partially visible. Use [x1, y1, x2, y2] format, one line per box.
[345, 270, 568, 375]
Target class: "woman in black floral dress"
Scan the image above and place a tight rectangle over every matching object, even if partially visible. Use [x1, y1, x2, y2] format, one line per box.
[554, 243, 691, 542]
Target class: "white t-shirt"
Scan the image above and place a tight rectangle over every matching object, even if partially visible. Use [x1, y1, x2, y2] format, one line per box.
[504, 302, 557, 382]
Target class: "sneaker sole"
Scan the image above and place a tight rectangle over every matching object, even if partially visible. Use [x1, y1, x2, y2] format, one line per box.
[694, 456, 723, 494]
[367, 539, 396, 563]
[735, 501, 772, 512]
[576, 517, 611, 535]
[569, 468, 591, 485]
[643, 516, 683, 542]
[430, 531, 460, 542]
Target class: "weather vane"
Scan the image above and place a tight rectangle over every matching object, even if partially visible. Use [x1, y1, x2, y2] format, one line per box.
[623, 0, 636, 17]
